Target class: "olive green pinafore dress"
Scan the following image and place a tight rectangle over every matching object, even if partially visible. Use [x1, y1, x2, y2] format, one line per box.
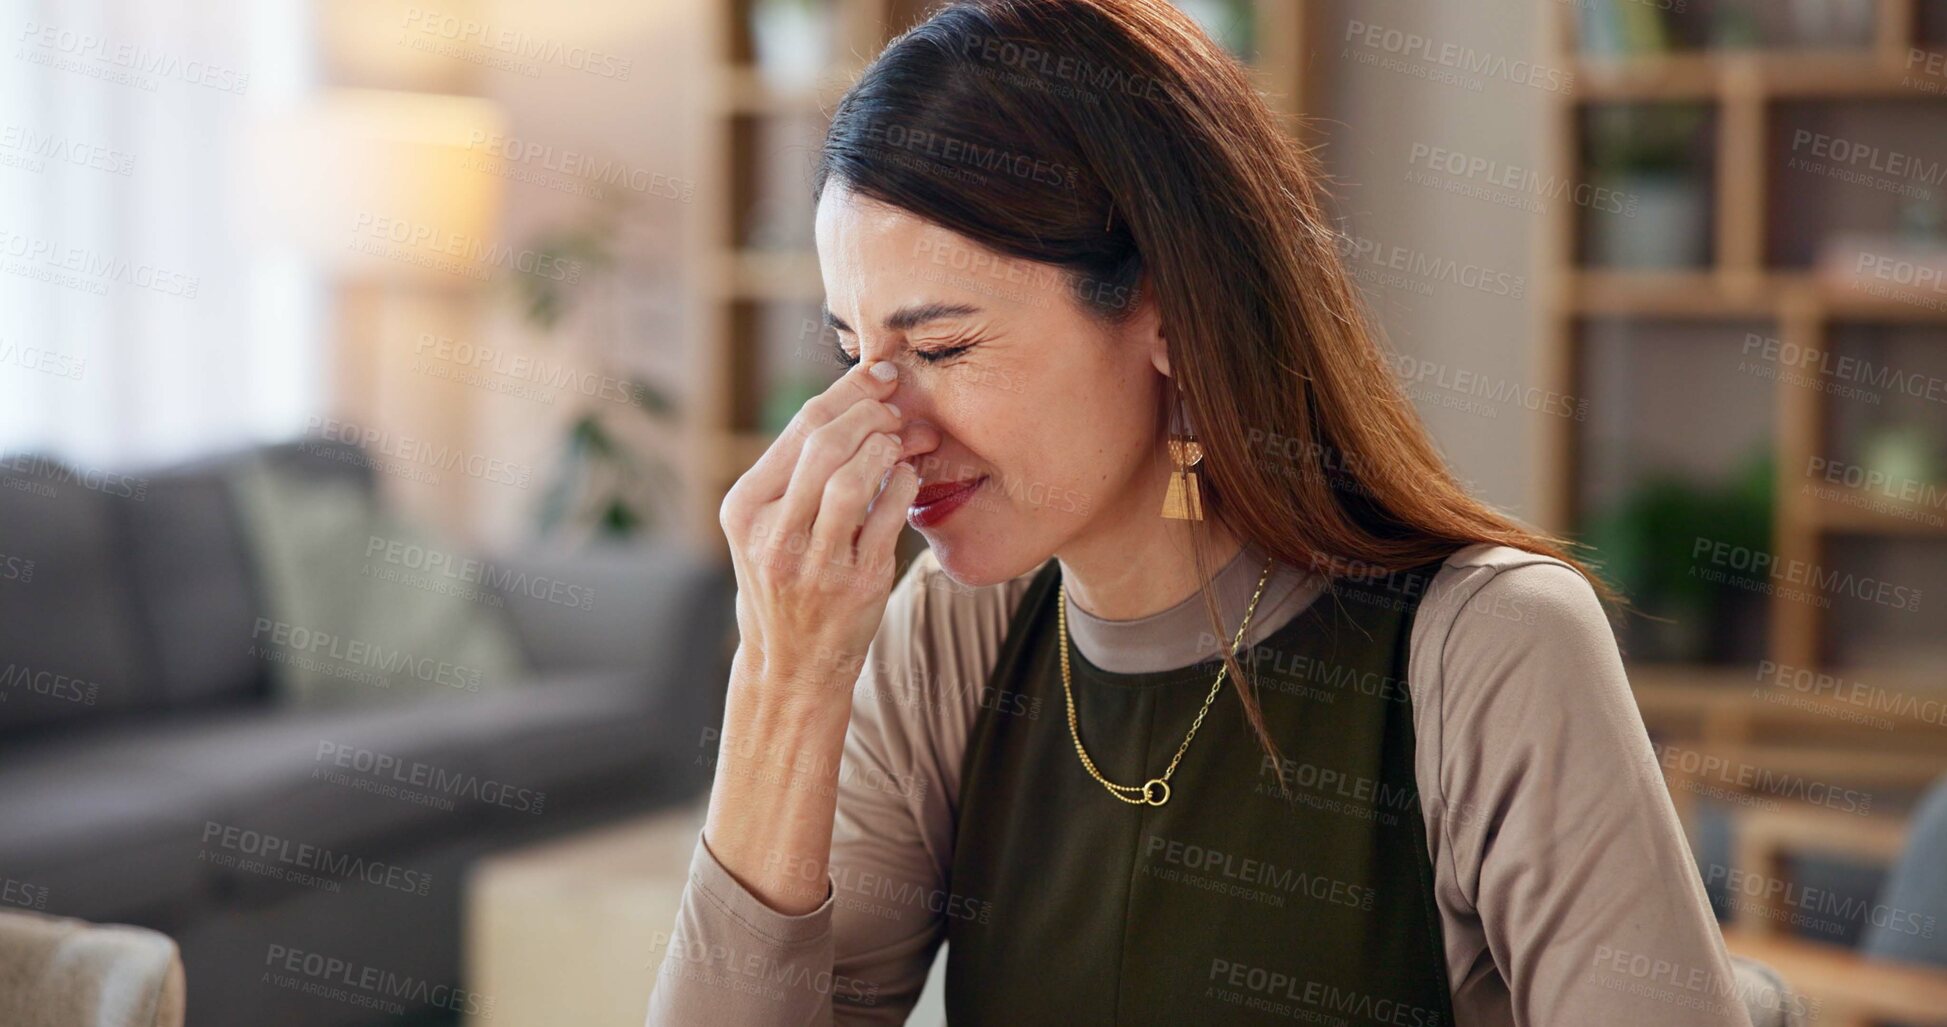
[943, 558, 1456, 1026]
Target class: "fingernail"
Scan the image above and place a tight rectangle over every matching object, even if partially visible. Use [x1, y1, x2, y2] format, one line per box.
[885, 402, 901, 418]
[869, 360, 898, 382]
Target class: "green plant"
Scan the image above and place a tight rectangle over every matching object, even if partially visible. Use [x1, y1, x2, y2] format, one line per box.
[1585, 449, 1774, 660]
[511, 196, 682, 541]
[1587, 103, 1709, 176]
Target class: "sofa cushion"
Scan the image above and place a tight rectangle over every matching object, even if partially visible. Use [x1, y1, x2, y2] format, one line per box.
[444, 669, 693, 797]
[0, 454, 153, 736]
[116, 459, 265, 710]
[86, 707, 501, 871]
[227, 449, 530, 708]
[492, 544, 732, 676]
[0, 742, 213, 922]
[0, 671, 672, 920]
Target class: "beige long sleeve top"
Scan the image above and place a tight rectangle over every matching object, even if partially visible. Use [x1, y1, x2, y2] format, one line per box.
[646, 542, 1753, 1027]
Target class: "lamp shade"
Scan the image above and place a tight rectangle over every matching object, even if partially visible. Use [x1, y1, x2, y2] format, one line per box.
[245, 88, 509, 285]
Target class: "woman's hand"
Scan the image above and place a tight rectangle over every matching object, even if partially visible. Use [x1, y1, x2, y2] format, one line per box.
[719, 358, 917, 706]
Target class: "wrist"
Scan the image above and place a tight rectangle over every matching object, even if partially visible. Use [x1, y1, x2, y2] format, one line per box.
[734, 641, 868, 704]
[724, 660, 855, 742]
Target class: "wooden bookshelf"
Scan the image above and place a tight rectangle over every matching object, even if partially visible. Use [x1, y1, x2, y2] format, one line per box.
[684, 0, 1317, 554]
[1574, 51, 1937, 101]
[1724, 928, 1947, 1027]
[1537, 0, 1947, 675]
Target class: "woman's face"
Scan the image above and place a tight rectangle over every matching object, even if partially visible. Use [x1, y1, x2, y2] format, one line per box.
[814, 183, 1171, 587]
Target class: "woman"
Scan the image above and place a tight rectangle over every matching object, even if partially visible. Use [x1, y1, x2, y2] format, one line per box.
[650, 1, 1749, 1024]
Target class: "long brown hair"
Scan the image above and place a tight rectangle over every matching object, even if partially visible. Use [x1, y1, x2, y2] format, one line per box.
[815, 0, 1608, 777]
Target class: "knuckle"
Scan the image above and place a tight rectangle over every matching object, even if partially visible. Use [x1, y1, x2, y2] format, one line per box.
[786, 414, 818, 446]
[803, 430, 845, 465]
[823, 474, 867, 508]
[718, 491, 749, 533]
[800, 392, 842, 426]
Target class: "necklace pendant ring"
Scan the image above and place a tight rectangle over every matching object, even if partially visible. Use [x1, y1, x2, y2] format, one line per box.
[1141, 778, 1170, 806]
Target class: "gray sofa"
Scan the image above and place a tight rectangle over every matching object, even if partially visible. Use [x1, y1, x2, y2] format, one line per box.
[0, 439, 733, 1026]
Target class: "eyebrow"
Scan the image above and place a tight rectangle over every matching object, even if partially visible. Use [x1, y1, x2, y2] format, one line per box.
[822, 301, 982, 335]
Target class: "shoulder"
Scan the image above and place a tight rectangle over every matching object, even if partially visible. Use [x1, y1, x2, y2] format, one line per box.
[1409, 544, 1647, 853]
[1409, 542, 1642, 790]
[1416, 543, 1612, 664]
[1408, 543, 1631, 776]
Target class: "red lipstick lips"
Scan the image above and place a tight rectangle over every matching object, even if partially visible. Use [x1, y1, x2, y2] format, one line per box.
[908, 475, 985, 529]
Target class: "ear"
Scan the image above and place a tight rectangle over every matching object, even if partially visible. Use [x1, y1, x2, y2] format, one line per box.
[1138, 283, 1171, 378]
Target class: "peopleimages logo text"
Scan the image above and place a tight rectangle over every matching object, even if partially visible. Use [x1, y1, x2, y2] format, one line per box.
[1690, 537, 1922, 611]
[250, 618, 485, 693]
[316, 741, 545, 814]
[399, 7, 631, 80]
[202, 823, 432, 895]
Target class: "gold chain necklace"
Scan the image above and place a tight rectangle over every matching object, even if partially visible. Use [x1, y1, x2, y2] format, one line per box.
[1057, 555, 1276, 806]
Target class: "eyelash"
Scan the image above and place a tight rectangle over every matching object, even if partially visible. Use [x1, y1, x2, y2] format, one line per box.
[832, 338, 978, 368]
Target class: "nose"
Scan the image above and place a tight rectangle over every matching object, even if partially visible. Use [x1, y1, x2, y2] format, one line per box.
[878, 375, 944, 468]
[859, 336, 954, 473]
[893, 412, 943, 467]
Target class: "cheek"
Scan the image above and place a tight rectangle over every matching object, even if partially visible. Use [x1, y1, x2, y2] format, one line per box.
[929, 327, 1154, 501]
[977, 380, 1130, 504]
[931, 373, 1032, 462]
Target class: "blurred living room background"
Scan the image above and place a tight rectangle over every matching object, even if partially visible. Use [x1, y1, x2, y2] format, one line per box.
[2, 0, 1945, 1024]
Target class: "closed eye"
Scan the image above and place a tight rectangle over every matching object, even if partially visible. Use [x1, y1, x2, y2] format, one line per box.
[831, 339, 979, 368]
[832, 336, 861, 369]
[914, 342, 975, 364]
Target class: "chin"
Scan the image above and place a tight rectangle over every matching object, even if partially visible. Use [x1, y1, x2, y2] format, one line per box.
[916, 520, 1054, 591]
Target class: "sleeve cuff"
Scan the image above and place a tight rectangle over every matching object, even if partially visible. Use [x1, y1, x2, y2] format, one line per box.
[689, 826, 837, 946]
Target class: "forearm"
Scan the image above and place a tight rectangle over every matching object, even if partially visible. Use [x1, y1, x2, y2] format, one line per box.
[702, 647, 858, 916]
[645, 652, 857, 1027]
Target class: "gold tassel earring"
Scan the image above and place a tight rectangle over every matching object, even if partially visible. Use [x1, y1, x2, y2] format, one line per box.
[1161, 399, 1204, 521]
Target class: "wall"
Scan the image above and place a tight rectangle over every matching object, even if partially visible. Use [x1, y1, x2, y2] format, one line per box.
[1313, 0, 1555, 520]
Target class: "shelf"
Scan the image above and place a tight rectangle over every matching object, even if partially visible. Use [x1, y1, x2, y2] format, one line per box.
[1677, 741, 1947, 790]
[1806, 485, 1947, 536]
[1629, 662, 1947, 743]
[1628, 664, 1754, 740]
[1735, 801, 1912, 865]
[1723, 929, 1947, 1027]
[710, 250, 824, 301]
[1630, 663, 1754, 693]
[1545, 3, 1947, 788]
[1563, 270, 1773, 316]
[1571, 51, 1947, 101]
[1561, 270, 1947, 320]
[1817, 279, 1947, 321]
